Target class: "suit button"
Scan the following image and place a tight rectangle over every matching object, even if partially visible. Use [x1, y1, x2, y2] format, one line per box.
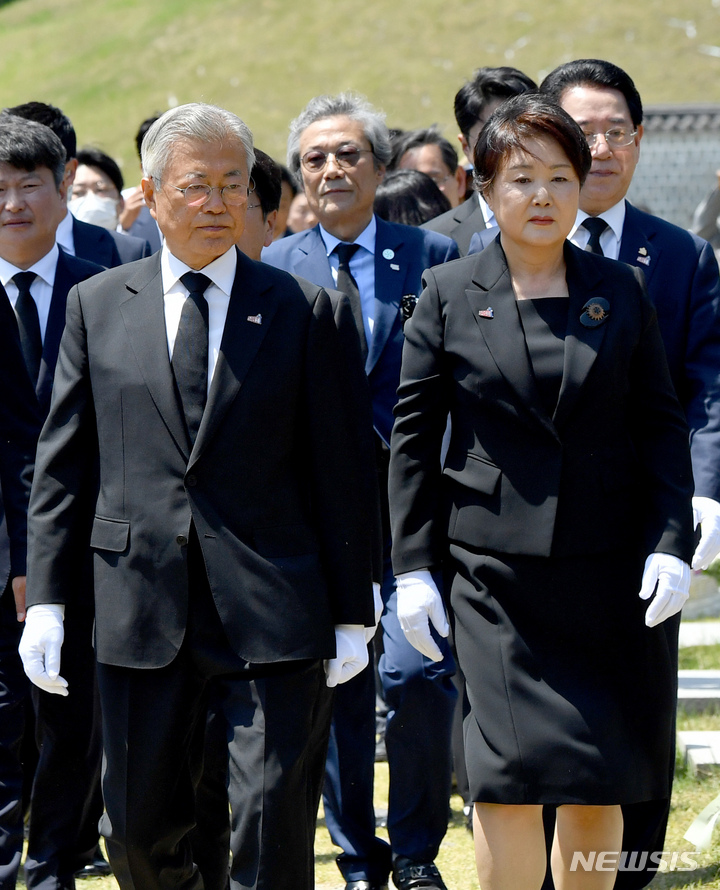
[186, 474, 197, 487]
[176, 535, 188, 546]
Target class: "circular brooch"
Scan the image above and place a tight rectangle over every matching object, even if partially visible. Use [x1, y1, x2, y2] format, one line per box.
[580, 297, 610, 328]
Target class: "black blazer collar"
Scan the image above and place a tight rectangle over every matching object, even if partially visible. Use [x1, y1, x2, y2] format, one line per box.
[464, 238, 609, 435]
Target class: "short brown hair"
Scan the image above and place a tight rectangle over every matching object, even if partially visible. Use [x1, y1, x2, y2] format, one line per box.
[473, 93, 591, 197]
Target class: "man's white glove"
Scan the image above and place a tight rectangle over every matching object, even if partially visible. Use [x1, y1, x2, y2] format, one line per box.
[395, 570, 449, 662]
[364, 582, 384, 643]
[639, 553, 691, 627]
[692, 496, 720, 570]
[18, 604, 68, 696]
[325, 625, 369, 687]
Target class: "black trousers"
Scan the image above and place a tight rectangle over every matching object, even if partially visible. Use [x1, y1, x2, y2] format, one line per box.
[96, 539, 334, 890]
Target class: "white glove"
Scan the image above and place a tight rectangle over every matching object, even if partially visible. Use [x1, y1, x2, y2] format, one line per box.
[325, 625, 369, 687]
[639, 553, 691, 627]
[364, 582, 384, 643]
[18, 604, 68, 696]
[692, 496, 720, 570]
[395, 570, 449, 662]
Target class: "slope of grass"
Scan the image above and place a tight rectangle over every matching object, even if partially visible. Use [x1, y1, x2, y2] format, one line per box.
[1, 0, 720, 177]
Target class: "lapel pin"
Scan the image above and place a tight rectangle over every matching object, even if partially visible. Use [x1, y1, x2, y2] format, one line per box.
[383, 248, 395, 260]
[580, 297, 610, 328]
[636, 254, 650, 266]
[478, 307, 494, 318]
[638, 247, 648, 255]
[247, 313, 262, 325]
[390, 263, 400, 271]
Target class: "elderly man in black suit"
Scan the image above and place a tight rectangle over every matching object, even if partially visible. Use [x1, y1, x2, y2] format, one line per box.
[0, 115, 104, 890]
[19, 102, 375, 890]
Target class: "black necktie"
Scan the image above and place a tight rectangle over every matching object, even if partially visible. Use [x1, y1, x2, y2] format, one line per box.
[582, 217, 609, 256]
[174, 272, 211, 447]
[334, 243, 368, 361]
[13, 272, 42, 384]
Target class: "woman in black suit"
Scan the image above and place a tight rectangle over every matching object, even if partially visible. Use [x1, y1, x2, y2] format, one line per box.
[388, 94, 695, 890]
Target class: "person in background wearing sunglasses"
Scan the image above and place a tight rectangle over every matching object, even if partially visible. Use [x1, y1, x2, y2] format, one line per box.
[264, 93, 459, 890]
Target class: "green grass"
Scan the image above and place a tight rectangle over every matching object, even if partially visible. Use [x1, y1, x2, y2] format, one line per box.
[679, 646, 720, 671]
[2, 0, 720, 178]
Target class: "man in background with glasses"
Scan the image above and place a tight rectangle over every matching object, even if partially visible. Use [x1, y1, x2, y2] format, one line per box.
[538, 59, 720, 890]
[264, 93, 459, 890]
[19, 102, 376, 890]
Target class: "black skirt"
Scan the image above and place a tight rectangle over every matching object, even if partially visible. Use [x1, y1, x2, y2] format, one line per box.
[449, 545, 676, 806]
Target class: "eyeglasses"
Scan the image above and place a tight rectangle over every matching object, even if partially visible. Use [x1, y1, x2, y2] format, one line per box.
[300, 147, 373, 172]
[582, 128, 638, 148]
[426, 172, 453, 187]
[166, 180, 255, 207]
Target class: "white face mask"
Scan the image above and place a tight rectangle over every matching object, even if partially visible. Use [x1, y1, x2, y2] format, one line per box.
[68, 191, 119, 230]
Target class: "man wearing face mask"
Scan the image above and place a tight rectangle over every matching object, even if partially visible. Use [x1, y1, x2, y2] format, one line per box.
[70, 147, 126, 233]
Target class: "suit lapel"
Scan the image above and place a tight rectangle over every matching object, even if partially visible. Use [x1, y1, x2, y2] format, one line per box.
[553, 243, 609, 429]
[618, 201, 659, 289]
[190, 251, 278, 465]
[119, 255, 190, 459]
[464, 240, 556, 437]
[289, 226, 335, 292]
[368, 217, 405, 374]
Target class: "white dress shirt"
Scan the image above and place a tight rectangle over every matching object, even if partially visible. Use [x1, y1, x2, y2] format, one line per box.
[0, 244, 59, 342]
[319, 216, 377, 346]
[569, 200, 627, 260]
[161, 245, 237, 395]
[55, 210, 76, 256]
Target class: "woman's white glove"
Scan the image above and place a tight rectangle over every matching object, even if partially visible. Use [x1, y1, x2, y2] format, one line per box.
[364, 582, 384, 643]
[692, 496, 720, 570]
[325, 625, 369, 687]
[18, 604, 68, 695]
[395, 570, 449, 662]
[639, 553, 690, 627]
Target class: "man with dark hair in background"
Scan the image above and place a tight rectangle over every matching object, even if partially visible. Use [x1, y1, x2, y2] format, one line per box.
[118, 114, 163, 252]
[4, 101, 152, 265]
[422, 66, 537, 254]
[391, 126, 466, 210]
[0, 113, 104, 889]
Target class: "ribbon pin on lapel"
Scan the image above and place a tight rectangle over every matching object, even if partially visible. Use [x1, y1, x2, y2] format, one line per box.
[247, 314, 262, 325]
[580, 297, 610, 328]
[478, 307, 494, 319]
[636, 247, 650, 266]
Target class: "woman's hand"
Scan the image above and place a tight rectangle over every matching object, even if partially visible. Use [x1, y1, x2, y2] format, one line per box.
[395, 570, 449, 661]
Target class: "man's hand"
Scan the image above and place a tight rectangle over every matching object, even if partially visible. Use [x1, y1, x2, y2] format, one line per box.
[11, 575, 26, 622]
[18, 604, 68, 695]
[639, 553, 691, 627]
[364, 582, 384, 643]
[692, 496, 720, 570]
[325, 625, 369, 687]
[117, 186, 145, 231]
[396, 570, 449, 662]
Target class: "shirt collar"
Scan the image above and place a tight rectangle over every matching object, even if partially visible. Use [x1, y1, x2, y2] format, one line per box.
[0, 243, 59, 289]
[318, 215, 377, 257]
[161, 244, 238, 296]
[55, 209, 74, 253]
[571, 199, 626, 243]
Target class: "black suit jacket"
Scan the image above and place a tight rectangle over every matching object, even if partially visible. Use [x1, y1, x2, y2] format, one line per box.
[389, 239, 695, 571]
[421, 196, 488, 257]
[72, 217, 151, 268]
[27, 249, 375, 668]
[0, 295, 41, 585]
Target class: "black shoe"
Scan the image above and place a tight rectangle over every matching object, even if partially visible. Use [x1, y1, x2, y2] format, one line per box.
[74, 850, 112, 879]
[344, 882, 388, 890]
[391, 858, 447, 890]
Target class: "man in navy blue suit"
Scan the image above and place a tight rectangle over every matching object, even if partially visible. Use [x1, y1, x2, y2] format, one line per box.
[535, 59, 720, 890]
[264, 93, 459, 890]
[0, 114, 104, 890]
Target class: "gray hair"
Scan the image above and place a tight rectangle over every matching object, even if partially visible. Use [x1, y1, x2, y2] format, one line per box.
[142, 103, 255, 182]
[287, 93, 391, 175]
